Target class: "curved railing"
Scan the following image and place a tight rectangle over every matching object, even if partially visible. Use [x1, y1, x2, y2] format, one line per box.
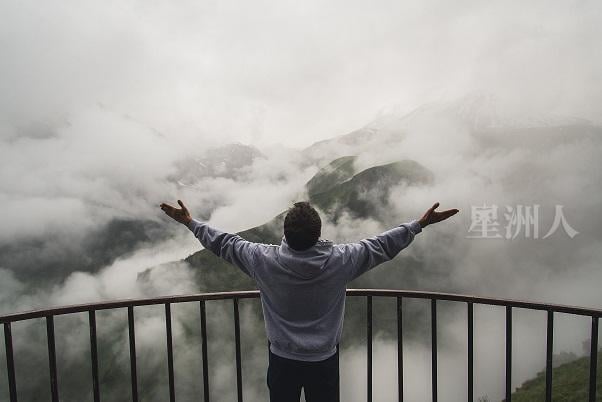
[1, 289, 601, 402]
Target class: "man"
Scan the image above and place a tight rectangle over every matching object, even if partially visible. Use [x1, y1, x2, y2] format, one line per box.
[160, 199, 458, 402]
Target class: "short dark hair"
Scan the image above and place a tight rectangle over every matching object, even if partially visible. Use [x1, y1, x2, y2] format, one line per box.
[284, 201, 321, 251]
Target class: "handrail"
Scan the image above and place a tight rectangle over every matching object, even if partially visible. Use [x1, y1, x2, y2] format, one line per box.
[1, 288, 601, 324]
[1, 289, 600, 402]
[0, 290, 261, 324]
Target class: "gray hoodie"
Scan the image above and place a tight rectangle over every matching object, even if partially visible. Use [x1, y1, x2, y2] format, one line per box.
[187, 217, 422, 362]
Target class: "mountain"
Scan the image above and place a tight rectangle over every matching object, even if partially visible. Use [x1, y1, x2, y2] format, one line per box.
[299, 92, 600, 171]
[509, 350, 601, 401]
[167, 142, 265, 185]
[0, 218, 171, 284]
[310, 159, 434, 221]
[306, 155, 358, 197]
[301, 129, 379, 165]
[386, 92, 592, 131]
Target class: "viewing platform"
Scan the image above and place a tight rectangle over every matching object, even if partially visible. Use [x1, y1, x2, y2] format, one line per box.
[1, 289, 601, 402]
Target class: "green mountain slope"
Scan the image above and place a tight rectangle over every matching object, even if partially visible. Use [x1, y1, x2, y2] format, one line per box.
[310, 159, 433, 221]
[306, 155, 358, 196]
[510, 350, 601, 401]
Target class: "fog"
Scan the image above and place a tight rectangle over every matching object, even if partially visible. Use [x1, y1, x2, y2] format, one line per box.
[1, 1, 602, 401]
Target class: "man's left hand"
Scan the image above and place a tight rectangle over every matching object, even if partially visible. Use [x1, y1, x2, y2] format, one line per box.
[160, 199, 192, 226]
[418, 202, 459, 228]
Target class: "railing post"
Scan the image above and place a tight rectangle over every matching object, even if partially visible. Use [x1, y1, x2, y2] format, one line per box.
[128, 306, 138, 402]
[397, 297, 403, 402]
[4, 322, 18, 402]
[165, 303, 175, 402]
[200, 301, 210, 402]
[545, 310, 553, 402]
[589, 316, 598, 402]
[506, 306, 512, 402]
[431, 299, 437, 402]
[89, 310, 100, 402]
[46, 316, 59, 402]
[233, 298, 243, 402]
[367, 296, 372, 402]
[467, 302, 473, 402]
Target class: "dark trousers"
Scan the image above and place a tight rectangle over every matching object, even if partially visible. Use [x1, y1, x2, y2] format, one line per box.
[267, 344, 340, 402]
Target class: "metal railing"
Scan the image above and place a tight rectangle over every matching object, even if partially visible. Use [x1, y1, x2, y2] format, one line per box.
[1, 289, 601, 402]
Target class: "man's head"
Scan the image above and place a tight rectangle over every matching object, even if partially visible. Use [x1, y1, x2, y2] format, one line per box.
[284, 201, 322, 251]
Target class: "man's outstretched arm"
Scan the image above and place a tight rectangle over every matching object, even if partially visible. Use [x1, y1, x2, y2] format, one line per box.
[160, 200, 258, 279]
[417, 202, 459, 229]
[339, 219, 422, 282]
[341, 202, 459, 282]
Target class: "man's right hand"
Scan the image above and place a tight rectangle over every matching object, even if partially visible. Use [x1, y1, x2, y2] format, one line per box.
[418, 202, 459, 228]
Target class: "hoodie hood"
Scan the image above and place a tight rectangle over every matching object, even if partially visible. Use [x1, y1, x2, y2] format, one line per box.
[277, 236, 334, 279]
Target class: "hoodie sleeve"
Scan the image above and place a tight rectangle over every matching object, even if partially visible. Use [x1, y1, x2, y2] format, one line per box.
[337, 219, 422, 283]
[187, 218, 259, 279]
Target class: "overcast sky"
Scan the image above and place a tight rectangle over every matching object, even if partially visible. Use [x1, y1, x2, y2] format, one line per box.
[1, 0, 601, 149]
